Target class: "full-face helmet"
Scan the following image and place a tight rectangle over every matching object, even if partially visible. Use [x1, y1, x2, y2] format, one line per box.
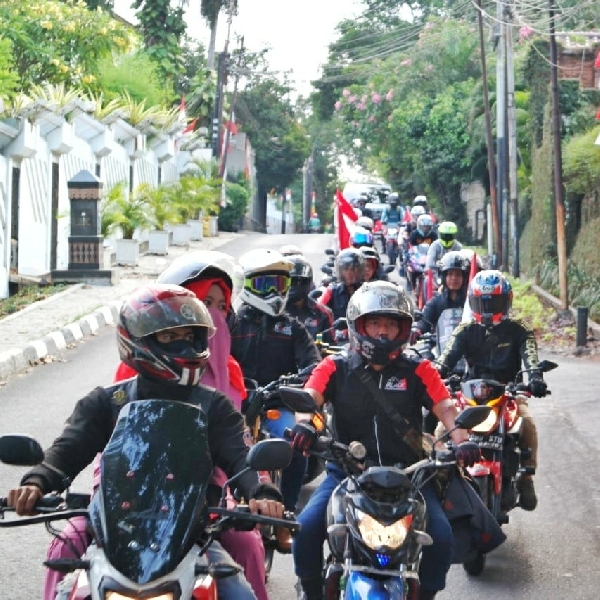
[413, 195, 428, 211]
[438, 221, 458, 249]
[439, 250, 470, 289]
[387, 192, 400, 207]
[117, 284, 215, 386]
[287, 255, 314, 303]
[347, 281, 413, 365]
[468, 270, 513, 326]
[410, 205, 426, 222]
[416, 214, 434, 237]
[238, 249, 292, 317]
[350, 226, 374, 248]
[335, 248, 365, 287]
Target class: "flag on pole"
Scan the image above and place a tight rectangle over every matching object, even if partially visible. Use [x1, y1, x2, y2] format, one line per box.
[335, 189, 358, 250]
[311, 191, 316, 213]
[461, 250, 479, 323]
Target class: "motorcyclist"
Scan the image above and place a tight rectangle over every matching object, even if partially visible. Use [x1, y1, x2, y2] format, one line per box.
[8, 284, 285, 600]
[285, 254, 334, 341]
[360, 246, 389, 282]
[307, 212, 321, 232]
[230, 249, 321, 550]
[355, 195, 373, 219]
[437, 270, 546, 511]
[290, 281, 481, 600]
[318, 247, 366, 320]
[349, 225, 374, 249]
[380, 191, 403, 229]
[409, 214, 438, 246]
[426, 221, 463, 279]
[355, 215, 374, 232]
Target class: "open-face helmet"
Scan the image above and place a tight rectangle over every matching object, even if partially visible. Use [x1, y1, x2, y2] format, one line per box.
[350, 226, 374, 248]
[468, 270, 513, 326]
[287, 255, 313, 304]
[416, 214, 434, 237]
[356, 216, 374, 231]
[117, 284, 215, 386]
[439, 250, 470, 289]
[238, 249, 292, 317]
[335, 248, 365, 286]
[438, 221, 458, 249]
[280, 244, 303, 257]
[346, 281, 413, 365]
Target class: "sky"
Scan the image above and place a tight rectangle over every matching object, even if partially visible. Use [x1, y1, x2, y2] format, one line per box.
[113, 0, 363, 97]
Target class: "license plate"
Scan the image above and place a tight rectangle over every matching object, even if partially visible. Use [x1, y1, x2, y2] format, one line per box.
[469, 433, 503, 449]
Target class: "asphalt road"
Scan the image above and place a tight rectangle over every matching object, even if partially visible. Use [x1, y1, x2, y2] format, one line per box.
[0, 233, 599, 599]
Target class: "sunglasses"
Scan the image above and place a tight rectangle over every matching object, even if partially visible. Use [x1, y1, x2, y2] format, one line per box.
[245, 274, 291, 296]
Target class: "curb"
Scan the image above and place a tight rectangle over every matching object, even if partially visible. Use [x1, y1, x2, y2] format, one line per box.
[0, 300, 122, 381]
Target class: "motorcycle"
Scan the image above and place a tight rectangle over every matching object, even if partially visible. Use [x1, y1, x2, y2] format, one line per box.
[0, 401, 299, 599]
[279, 386, 491, 599]
[383, 225, 400, 265]
[243, 366, 323, 575]
[448, 359, 558, 575]
[405, 243, 430, 309]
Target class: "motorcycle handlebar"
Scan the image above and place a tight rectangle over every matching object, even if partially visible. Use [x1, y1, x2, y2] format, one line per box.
[209, 507, 301, 533]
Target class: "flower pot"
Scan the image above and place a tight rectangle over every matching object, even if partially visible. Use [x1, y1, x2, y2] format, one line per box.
[171, 224, 192, 247]
[188, 219, 203, 241]
[103, 246, 114, 269]
[209, 216, 219, 237]
[148, 229, 170, 255]
[116, 239, 141, 266]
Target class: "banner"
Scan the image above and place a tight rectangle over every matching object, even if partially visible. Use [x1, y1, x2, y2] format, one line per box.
[335, 189, 358, 250]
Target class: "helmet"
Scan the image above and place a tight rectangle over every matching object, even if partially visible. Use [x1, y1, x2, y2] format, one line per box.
[416, 214, 434, 237]
[287, 255, 314, 303]
[438, 221, 458, 249]
[468, 270, 513, 326]
[387, 192, 399, 207]
[117, 284, 215, 386]
[413, 195, 428, 210]
[460, 249, 483, 272]
[156, 250, 241, 305]
[350, 226, 373, 248]
[359, 246, 381, 267]
[410, 205, 426, 221]
[439, 250, 470, 288]
[347, 281, 413, 365]
[238, 249, 292, 316]
[355, 216, 374, 231]
[280, 244, 303, 257]
[335, 248, 365, 286]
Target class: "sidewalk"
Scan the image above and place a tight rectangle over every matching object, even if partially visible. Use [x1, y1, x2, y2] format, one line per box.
[0, 232, 245, 380]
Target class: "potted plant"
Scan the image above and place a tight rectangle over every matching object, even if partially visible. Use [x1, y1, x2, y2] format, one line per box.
[144, 183, 180, 255]
[103, 182, 153, 265]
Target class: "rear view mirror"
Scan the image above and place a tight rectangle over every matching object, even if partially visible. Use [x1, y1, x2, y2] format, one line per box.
[385, 265, 394, 273]
[246, 439, 293, 472]
[279, 386, 318, 413]
[454, 406, 492, 430]
[321, 265, 333, 276]
[309, 289, 323, 300]
[325, 249, 335, 256]
[0, 435, 44, 466]
[537, 360, 558, 373]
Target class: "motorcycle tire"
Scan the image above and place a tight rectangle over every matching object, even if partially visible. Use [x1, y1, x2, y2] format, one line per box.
[386, 242, 397, 265]
[463, 551, 486, 576]
[262, 468, 282, 579]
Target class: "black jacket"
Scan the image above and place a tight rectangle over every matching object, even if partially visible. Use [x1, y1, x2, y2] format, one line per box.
[22, 376, 279, 503]
[438, 318, 541, 383]
[319, 282, 359, 320]
[231, 304, 320, 387]
[305, 351, 449, 466]
[415, 289, 466, 335]
[286, 297, 334, 341]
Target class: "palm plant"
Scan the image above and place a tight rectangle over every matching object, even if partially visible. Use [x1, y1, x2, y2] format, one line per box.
[103, 182, 153, 239]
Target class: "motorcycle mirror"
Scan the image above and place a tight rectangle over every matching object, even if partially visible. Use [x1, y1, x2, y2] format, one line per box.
[333, 317, 348, 329]
[321, 265, 333, 275]
[325, 248, 335, 256]
[384, 265, 394, 273]
[537, 359, 558, 373]
[309, 289, 323, 300]
[279, 386, 318, 413]
[195, 563, 242, 578]
[0, 435, 44, 466]
[246, 439, 293, 472]
[413, 309, 423, 321]
[454, 406, 492, 430]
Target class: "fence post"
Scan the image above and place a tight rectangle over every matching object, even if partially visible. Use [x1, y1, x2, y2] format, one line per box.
[576, 307, 588, 347]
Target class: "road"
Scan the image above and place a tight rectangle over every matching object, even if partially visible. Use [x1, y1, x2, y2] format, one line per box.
[0, 233, 599, 599]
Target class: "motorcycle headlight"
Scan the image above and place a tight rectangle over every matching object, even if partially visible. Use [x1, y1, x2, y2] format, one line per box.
[470, 407, 499, 433]
[356, 510, 412, 550]
[105, 593, 174, 600]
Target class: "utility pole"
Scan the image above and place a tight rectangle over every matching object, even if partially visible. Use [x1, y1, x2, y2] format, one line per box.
[496, 0, 508, 270]
[549, 0, 569, 310]
[476, 0, 500, 258]
[506, 3, 519, 277]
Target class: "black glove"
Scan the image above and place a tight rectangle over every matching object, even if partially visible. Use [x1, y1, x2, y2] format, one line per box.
[529, 378, 547, 398]
[289, 421, 317, 454]
[454, 441, 481, 467]
[409, 328, 421, 345]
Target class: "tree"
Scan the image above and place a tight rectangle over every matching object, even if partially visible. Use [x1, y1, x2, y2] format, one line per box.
[0, 37, 19, 102]
[200, 0, 237, 70]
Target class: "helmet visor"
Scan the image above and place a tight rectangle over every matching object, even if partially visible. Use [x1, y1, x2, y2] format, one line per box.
[245, 274, 291, 296]
[469, 295, 508, 317]
[440, 233, 455, 244]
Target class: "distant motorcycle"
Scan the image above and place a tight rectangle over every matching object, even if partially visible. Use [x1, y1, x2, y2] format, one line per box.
[383, 225, 400, 265]
[405, 243, 430, 309]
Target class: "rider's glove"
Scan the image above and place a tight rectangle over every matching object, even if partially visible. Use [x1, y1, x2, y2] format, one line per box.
[454, 441, 481, 467]
[529, 377, 547, 398]
[409, 328, 421, 345]
[289, 421, 317, 454]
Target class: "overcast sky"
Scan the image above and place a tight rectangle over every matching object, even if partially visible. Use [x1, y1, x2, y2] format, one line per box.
[113, 0, 363, 97]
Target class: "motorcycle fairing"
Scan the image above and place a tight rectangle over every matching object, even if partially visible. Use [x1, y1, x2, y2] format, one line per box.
[89, 399, 212, 584]
[344, 571, 405, 599]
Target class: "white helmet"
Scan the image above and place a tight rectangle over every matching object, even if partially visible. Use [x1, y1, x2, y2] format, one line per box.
[238, 249, 292, 316]
[280, 244, 303, 257]
[410, 205, 426, 220]
[355, 216, 374, 231]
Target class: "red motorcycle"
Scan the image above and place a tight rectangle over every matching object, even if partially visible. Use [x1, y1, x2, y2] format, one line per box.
[448, 359, 558, 575]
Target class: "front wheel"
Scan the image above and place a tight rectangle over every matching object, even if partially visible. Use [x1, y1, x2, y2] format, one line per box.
[386, 241, 398, 265]
[463, 551, 486, 576]
[262, 469, 282, 578]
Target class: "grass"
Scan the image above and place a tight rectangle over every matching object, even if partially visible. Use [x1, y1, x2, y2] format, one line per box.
[0, 284, 71, 319]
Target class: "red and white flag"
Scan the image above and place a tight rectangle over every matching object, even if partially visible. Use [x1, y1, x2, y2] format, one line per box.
[335, 189, 358, 250]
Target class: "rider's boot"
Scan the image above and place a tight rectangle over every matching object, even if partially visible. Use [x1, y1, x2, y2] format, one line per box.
[418, 589, 437, 600]
[518, 476, 537, 511]
[295, 577, 322, 600]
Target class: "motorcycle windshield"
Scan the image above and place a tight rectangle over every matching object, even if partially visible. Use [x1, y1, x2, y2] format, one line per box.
[436, 308, 463, 351]
[90, 399, 212, 584]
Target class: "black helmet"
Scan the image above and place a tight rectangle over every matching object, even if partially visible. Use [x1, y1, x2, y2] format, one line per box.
[387, 192, 400, 207]
[117, 284, 215, 386]
[439, 251, 470, 289]
[287, 255, 314, 303]
[335, 248, 365, 286]
[359, 246, 381, 269]
[347, 281, 413, 365]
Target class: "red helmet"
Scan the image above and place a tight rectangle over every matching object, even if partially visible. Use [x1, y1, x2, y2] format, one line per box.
[468, 270, 513, 326]
[117, 284, 215, 386]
